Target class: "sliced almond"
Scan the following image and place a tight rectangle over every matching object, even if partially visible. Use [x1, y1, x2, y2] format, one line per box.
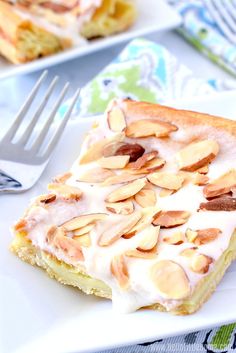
[98, 155, 130, 169]
[46, 225, 59, 243]
[190, 254, 213, 274]
[137, 225, 160, 251]
[114, 143, 145, 162]
[150, 260, 190, 300]
[106, 200, 134, 215]
[203, 170, 236, 198]
[77, 167, 115, 183]
[62, 213, 107, 231]
[186, 228, 221, 245]
[176, 140, 219, 172]
[105, 178, 146, 203]
[125, 249, 157, 259]
[102, 173, 147, 186]
[73, 234, 91, 247]
[107, 108, 126, 132]
[38, 194, 56, 204]
[199, 197, 236, 211]
[14, 219, 27, 232]
[196, 165, 209, 174]
[79, 133, 124, 164]
[180, 247, 198, 258]
[144, 158, 166, 173]
[53, 233, 84, 261]
[98, 211, 142, 246]
[153, 210, 190, 228]
[163, 231, 185, 245]
[48, 183, 82, 201]
[53, 172, 72, 183]
[126, 119, 178, 138]
[193, 173, 209, 186]
[134, 188, 157, 208]
[148, 172, 185, 190]
[129, 151, 158, 170]
[73, 223, 95, 236]
[123, 207, 159, 239]
[111, 255, 129, 289]
[159, 188, 175, 197]
[102, 141, 126, 157]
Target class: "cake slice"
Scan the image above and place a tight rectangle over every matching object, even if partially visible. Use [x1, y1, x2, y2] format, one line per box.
[0, 0, 136, 63]
[11, 98, 236, 314]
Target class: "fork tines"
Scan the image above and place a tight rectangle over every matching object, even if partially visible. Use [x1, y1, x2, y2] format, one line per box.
[0, 70, 80, 165]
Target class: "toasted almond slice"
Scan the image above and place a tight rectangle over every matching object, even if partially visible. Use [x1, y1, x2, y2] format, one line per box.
[46, 225, 59, 243]
[106, 200, 134, 215]
[77, 167, 115, 183]
[62, 213, 107, 231]
[199, 197, 236, 211]
[73, 223, 95, 236]
[111, 255, 129, 289]
[107, 108, 126, 132]
[153, 210, 190, 228]
[186, 228, 221, 245]
[148, 172, 185, 190]
[114, 143, 145, 162]
[193, 173, 209, 186]
[14, 219, 27, 232]
[98, 155, 130, 169]
[129, 151, 158, 170]
[98, 211, 142, 246]
[137, 225, 160, 251]
[53, 233, 84, 261]
[126, 119, 178, 138]
[125, 249, 157, 259]
[150, 260, 190, 300]
[53, 172, 72, 183]
[102, 173, 147, 186]
[134, 188, 157, 207]
[203, 169, 236, 198]
[180, 247, 198, 258]
[79, 133, 124, 164]
[159, 188, 175, 197]
[176, 140, 219, 172]
[190, 254, 213, 274]
[163, 231, 185, 245]
[144, 158, 166, 172]
[102, 141, 126, 157]
[123, 207, 159, 239]
[38, 194, 56, 204]
[105, 178, 147, 203]
[73, 233, 91, 247]
[48, 183, 82, 201]
[196, 165, 209, 174]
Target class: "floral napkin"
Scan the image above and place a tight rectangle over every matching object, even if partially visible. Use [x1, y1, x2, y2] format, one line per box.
[169, 0, 236, 76]
[59, 37, 236, 352]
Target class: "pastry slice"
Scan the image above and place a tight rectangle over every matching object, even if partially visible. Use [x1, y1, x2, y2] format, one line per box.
[0, 0, 136, 63]
[11, 98, 236, 314]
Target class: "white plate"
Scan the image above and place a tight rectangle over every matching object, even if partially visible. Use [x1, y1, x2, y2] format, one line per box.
[0, 0, 181, 80]
[1, 92, 236, 353]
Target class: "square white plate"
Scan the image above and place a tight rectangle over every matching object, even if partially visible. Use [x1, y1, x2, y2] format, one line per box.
[0, 0, 181, 80]
[1, 91, 236, 353]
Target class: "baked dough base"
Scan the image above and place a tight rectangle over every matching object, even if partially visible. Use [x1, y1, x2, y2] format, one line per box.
[11, 230, 236, 315]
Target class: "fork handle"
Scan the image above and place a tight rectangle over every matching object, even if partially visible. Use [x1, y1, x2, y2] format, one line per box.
[0, 170, 22, 192]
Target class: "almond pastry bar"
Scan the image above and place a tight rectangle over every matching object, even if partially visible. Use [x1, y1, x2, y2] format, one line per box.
[0, 0, 136, 63]
[11, 99, 236, 314]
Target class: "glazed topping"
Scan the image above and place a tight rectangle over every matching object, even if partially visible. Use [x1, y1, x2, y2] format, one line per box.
[15, 98, 236, 313]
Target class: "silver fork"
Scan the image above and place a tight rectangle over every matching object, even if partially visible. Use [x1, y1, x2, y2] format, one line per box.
[205, 0, 236, 44]
[0, 71, 80, 194]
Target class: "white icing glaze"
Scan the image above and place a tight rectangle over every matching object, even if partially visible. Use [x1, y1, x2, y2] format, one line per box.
[22, 105, 236, 313]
